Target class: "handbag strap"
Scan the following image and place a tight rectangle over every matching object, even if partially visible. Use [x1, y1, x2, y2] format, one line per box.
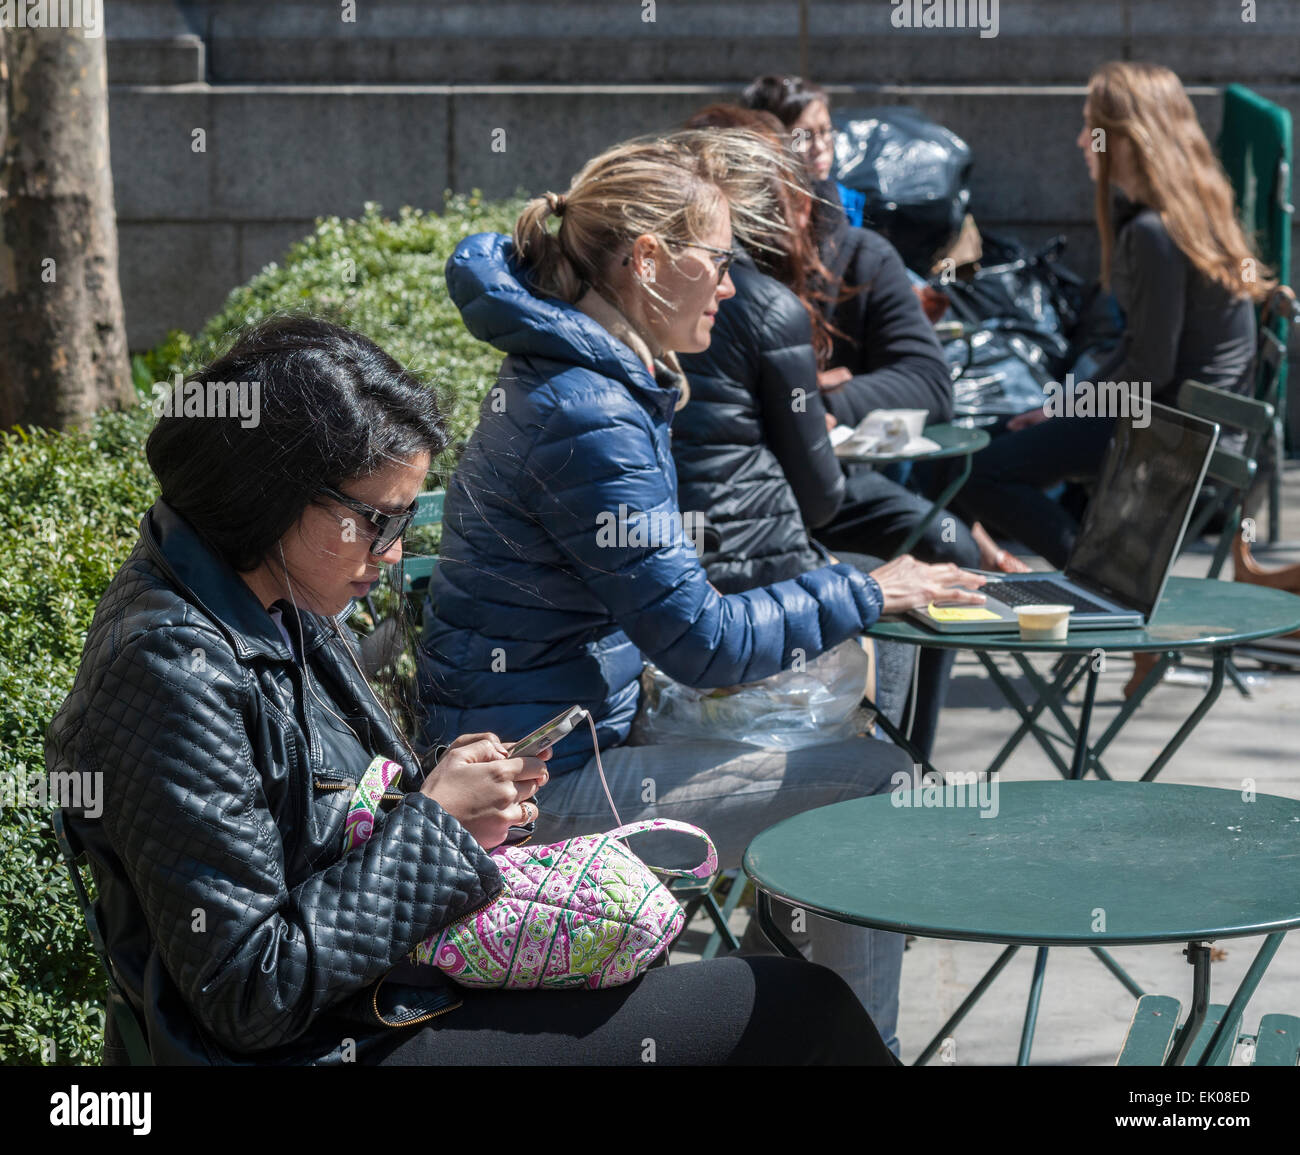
[606, 819, 718, 880]
[343, 756, 404, 852]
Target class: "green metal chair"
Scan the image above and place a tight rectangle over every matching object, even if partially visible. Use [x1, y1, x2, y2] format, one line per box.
[1118, 993, 1300, 1066]
[1220, 84, 1293, 543]
[399, 489, 445, 602]
[51, 810, 152, 1065]
[360, 488, 444, 676]
[669, 870, 743, 959]
[1178, 380, 1275, 582]
[1123, 382, 1274, 701]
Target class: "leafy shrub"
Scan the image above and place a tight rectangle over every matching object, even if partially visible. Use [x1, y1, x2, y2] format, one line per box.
[138, 194, 526, 471]
[0, 406, 159, 1064]
[2, 194, 523, 1063]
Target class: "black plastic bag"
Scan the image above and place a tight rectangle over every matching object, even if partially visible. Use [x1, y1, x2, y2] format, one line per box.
[833, 106, 972, 274]
[934, 234, 1094, 419]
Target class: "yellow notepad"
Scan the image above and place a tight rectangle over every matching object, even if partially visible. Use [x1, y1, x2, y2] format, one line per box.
[926, 603, 1002, 622]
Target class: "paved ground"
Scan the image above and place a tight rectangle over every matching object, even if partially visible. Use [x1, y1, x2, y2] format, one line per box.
[671, 463, 1300, 1066]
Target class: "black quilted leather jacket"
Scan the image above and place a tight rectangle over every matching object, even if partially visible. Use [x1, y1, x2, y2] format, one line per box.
[45, 499, 502, 1065]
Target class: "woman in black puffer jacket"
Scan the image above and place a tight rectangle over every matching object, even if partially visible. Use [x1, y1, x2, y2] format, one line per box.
[675, 106, 960, 762]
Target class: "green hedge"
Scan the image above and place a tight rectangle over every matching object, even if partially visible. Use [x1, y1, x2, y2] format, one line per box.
[0, 193, 524, 1064]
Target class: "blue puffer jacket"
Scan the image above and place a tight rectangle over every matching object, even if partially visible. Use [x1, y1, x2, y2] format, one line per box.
[416, 232, 885, 776]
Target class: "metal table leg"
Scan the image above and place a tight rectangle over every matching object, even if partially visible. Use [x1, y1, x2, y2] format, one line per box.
[979, 646, 1228, 784]
[1193, 932, 1287, 1066]
[754, 889, 803, 960]
[1068, 664, 1100, 780]
[892, 452, 975, 558]
[978, 653, 1076, 778]
[1139, 651, 1227, 782]
[914, 945, 1020, 1066]
[1167, 941, 1213, 1066]
[865, 692, 943, 782]
[1090, 947, 1145, 999]
[1017, 946, 1051, 1065]
[1085, 652, 1176, 770]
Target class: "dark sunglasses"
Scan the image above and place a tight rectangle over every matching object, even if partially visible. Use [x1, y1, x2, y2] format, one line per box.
[318, 484, 419, 556]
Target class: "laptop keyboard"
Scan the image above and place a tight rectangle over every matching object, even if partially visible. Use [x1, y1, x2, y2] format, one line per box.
[981, 579, 1113, 616]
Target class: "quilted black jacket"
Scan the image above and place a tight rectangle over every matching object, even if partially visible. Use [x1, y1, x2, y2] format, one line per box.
[45, 499, 502, 1065]
[675, 250, 844, 593]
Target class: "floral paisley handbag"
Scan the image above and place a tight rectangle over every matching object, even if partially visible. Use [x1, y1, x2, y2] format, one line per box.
[343, 727, 718, 991]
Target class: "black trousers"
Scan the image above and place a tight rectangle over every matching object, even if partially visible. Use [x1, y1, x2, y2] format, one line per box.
[949, 415, 1117, 569]
[363, 955, 897, 1066]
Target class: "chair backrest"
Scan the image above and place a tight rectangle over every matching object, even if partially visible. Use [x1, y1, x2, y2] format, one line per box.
[51, 810, 152, 1065]
[401, 488, 444, 597]
[1221, 85, 1293, 417]
[1177, 381, 1275, 577]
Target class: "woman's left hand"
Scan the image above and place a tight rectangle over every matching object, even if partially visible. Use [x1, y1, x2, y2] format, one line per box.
[420, 733, 551, 849]
[971, 522, 1031, 573]
[1006, 406, 1051, 432]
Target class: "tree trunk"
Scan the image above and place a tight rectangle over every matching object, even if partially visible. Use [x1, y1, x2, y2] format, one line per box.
[0, 24, 134, 431]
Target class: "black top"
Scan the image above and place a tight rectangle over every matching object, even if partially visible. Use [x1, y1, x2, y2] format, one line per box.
[675, 250, 842, 593]
[811, 178, 955, 426]
[1095, 197, 1257, 402]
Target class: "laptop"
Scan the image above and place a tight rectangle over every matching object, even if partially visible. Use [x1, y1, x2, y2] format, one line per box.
[909, 402, 1220, 634]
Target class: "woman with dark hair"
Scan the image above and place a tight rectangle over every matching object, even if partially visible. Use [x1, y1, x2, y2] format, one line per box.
[740, 76, 1020, 566]
[45, 313, 899, 1066]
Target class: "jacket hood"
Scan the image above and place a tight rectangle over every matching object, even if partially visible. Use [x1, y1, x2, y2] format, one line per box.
[445, 232, 684, 413]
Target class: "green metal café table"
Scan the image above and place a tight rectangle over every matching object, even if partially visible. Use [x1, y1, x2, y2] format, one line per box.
[744, 781, 1300, 1065]
[834, 421, 990, 558]
[865, 577, 1300, 784]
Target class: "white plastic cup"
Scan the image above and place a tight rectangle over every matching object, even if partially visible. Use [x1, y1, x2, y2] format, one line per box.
[1015, 604, 1073, 641]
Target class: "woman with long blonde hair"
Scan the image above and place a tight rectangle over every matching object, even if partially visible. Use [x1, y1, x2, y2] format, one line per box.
[417, 128, 985, 1056]
[953, 61, 1263, 567]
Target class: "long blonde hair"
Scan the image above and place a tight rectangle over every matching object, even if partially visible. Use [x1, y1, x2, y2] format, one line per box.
[1088, 62, 1272, 302]
[513, 128, 800, 313]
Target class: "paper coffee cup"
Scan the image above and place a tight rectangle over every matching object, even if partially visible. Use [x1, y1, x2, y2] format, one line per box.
[1015, 604, 1073, 641]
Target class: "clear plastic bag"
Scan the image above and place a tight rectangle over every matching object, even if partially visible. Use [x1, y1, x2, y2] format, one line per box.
[633, 640, 874, 750]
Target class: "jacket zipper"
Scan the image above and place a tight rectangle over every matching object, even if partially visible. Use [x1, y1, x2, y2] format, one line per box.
[314, 779, 404, 806]
[370, 885, 504, 1027]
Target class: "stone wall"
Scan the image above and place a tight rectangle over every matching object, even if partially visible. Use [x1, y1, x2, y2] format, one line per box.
[105, 0, 1300, 410]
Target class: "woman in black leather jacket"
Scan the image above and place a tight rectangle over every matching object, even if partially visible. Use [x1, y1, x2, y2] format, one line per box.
[44, 315, 894, 1066]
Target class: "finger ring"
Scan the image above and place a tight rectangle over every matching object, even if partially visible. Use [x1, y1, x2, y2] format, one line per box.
[521, 801, 537, 824]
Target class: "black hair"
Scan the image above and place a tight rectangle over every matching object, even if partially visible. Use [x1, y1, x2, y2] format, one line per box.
[739, 75, 830, 129]
[145, 314, 448, 574]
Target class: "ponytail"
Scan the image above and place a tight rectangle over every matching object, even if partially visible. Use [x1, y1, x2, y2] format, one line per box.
[513, 192, 588, 303]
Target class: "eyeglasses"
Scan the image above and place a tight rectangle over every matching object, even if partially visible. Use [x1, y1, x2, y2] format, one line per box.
[792, 126, 834, 147]
[624, 239, 738, 282]
[318, 484, 419, 556]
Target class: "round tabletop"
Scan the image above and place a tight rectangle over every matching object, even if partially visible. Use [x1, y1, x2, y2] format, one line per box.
[835, 421, 991, 465]
[744, 781, 1300, 946]
[865, 575, 1300, 653]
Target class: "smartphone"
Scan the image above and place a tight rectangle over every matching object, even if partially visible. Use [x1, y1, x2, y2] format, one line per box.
[508, 706, 589, 758]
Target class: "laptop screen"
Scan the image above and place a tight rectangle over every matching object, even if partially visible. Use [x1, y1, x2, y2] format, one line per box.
[1065, 403, 1219, 617]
